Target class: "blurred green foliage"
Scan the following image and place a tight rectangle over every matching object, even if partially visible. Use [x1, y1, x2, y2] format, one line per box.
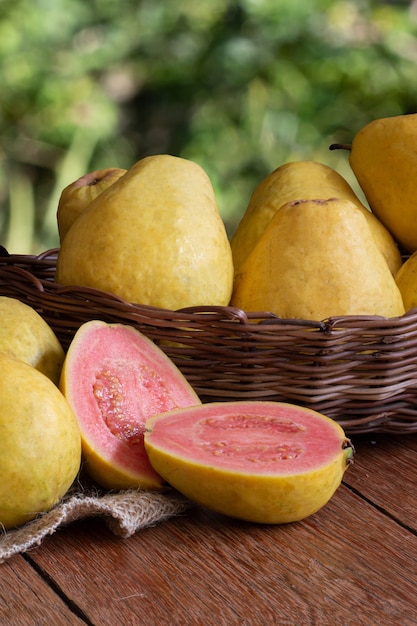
[1, 0, 417, 252]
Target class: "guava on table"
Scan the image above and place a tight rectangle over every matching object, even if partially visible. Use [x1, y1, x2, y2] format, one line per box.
[0, 353, 81, 530]
[60, 320, 201, 491]
[144, 401, 354, 524]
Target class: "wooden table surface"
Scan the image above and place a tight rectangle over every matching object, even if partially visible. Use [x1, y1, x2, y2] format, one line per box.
[1, 432, 417, 626]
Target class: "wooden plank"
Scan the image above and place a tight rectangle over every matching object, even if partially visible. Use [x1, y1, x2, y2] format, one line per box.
[26, 484, 417, 626]
[343, 433, 417, 530]
[0, 555, 86, 625]
[2, 430, 416, 624]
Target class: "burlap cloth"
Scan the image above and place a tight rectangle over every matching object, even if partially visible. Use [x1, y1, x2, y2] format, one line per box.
[0, 474, 192, 564]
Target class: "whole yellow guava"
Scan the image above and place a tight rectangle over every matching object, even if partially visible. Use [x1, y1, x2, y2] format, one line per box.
[0, 296, 65, 385]
[231, 198, 405, 320]
[55, 154, 234, 310]
[0, 354, 81, 529]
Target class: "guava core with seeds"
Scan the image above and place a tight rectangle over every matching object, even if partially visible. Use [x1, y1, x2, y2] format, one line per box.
[144, 401, 354, 524]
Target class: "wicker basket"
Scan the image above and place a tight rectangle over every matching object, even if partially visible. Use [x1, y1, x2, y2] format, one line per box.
[0, 247, 416, 435]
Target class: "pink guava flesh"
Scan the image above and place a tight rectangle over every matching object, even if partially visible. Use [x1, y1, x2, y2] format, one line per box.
[146, 401, 348, 474]
[63, 321, 201, 481]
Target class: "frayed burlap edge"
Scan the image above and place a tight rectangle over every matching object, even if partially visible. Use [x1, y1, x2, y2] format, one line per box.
[0, 483, 192, 564]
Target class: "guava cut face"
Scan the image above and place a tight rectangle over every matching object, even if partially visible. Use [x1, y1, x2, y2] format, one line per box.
[144, 401, 354, 524]
[60, 320, 201, 491]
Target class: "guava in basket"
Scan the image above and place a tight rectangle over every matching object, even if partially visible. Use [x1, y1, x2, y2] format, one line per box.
[55, 154, 234, 310]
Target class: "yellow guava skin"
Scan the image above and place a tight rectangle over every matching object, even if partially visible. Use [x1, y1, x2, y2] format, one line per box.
[0, 354, 82, 530]
[71, 438, 164, 492]
[348, 113, 417, 254]
[395, 250, 417, 312]
[0, 296, 65, 385]
[144, 402, 353, 524]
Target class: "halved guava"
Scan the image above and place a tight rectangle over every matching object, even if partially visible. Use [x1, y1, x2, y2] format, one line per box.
[60, 320, 201, 490]
[144, 401, 354, 523]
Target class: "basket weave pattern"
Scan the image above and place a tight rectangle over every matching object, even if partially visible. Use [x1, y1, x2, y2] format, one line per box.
[0, 248, 416, 435]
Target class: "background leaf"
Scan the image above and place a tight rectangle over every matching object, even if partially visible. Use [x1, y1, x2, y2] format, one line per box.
[1, 0, 417, 252]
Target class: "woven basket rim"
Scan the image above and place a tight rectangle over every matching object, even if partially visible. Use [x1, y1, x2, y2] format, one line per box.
[1, 247, 416, 330]
[1, 247, 417, 435]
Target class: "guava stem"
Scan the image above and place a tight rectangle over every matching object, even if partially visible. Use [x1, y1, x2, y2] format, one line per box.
[329, 143, 352, 152]
[343, 438, 355, 466]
